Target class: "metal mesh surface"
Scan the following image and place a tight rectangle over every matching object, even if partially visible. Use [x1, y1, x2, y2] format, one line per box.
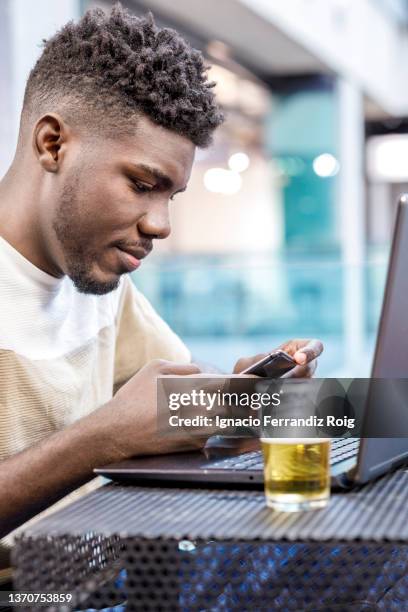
[12, 469, 408, 611]
[19, 469, 408, 541]
[12, 539, 408, 611]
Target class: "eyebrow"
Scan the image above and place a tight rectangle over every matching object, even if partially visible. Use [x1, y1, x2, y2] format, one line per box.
[128, 163, 186, 195]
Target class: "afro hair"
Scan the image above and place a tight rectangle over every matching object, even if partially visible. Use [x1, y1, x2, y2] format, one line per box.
[23, 3, 224, 146]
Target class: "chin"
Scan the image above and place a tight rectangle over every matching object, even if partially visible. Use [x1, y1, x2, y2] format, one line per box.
[70, 271, 121, 295]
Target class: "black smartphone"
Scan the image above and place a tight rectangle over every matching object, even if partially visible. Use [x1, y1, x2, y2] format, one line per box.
[240, 349, 296, 377]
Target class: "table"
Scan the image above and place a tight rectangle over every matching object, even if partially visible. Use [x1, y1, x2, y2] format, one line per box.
[12, 468, 408, 611]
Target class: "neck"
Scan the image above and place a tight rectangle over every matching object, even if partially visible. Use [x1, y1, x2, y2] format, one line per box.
[0, 162, 63, 278]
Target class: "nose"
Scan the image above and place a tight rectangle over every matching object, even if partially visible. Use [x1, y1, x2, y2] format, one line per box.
[137, 201, 171, 240]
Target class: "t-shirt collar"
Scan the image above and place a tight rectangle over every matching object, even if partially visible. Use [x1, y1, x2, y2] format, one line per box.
[0, 235, 64, 290]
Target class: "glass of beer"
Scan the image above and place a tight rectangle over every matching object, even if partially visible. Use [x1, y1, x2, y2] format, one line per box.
[261, 438, 331, 512]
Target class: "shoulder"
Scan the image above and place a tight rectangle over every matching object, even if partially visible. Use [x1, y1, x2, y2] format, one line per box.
[113, 274, 159, 323]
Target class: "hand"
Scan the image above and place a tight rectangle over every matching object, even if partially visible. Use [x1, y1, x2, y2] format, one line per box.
[233, 338, 323, 378]
[95, 359, 205, 460]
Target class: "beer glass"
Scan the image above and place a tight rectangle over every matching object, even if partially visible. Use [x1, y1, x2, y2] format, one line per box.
[261, 437, 331, 512]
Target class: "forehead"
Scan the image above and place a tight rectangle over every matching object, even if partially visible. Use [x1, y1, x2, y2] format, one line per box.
[99, 115, 196, 186]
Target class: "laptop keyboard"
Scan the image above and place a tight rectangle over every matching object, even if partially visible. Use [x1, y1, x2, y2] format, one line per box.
[207, 438, 360, 471]
[330, 438, 360, 465]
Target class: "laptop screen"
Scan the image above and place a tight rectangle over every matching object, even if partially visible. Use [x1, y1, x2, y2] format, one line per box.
[372, 194, 408, 378]
[357, 195, 408, 482]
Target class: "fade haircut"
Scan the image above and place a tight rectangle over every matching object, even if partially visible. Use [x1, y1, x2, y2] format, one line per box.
[22, 3, 224, 146]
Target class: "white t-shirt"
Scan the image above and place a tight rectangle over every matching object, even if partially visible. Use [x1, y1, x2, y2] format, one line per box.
[0, 235, 190, 574]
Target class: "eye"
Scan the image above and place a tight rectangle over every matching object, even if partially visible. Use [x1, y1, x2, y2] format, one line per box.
[130, 179, 153, 195]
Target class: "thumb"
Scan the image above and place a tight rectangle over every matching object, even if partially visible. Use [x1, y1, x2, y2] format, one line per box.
[159, 362, 202, 376]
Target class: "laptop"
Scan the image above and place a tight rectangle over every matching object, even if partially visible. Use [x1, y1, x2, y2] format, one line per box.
[96, 195, 408, 490]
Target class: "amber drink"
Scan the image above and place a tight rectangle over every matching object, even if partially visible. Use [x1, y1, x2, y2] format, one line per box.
[261, 438, 330, 512]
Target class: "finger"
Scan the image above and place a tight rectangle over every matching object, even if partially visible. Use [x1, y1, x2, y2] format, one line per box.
[283, 359, 318, 378]
[278, 338, 303, 354]
[159, 362, 202, 375]
[293, 339, 323, 365]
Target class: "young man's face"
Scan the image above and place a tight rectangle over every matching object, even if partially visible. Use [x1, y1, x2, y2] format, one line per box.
[51, 114, 195, 294]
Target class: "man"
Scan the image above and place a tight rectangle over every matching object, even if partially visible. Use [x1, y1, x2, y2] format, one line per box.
[0, 4, 322, 572]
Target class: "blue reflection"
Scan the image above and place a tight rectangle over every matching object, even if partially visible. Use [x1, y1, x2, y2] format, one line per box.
[132, 252, 387, 376]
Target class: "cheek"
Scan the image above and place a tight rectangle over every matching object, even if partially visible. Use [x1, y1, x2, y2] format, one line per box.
[81, 179, 140, 231]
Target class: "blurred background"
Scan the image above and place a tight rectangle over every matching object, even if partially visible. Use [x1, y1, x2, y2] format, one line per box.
[1, 0, 408, 375]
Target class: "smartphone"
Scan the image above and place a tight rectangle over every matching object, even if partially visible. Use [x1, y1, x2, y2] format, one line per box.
[240, 350, 296, 377]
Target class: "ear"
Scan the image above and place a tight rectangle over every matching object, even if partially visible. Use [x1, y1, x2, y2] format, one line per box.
[32, 114, 70, 172]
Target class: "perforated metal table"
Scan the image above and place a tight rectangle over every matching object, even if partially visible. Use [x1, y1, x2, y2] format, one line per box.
[12, 468, 408, 611]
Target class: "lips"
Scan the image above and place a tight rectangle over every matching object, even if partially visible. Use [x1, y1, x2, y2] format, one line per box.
[112, 240, 152, 273]
[116, 247, 145, 272]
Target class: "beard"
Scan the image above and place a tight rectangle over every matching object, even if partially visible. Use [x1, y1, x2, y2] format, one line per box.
[52, 177, 119, 296]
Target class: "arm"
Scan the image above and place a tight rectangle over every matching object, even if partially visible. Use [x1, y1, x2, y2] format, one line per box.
[0, 408, 114, 538]
[0, 359, 201, 539]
